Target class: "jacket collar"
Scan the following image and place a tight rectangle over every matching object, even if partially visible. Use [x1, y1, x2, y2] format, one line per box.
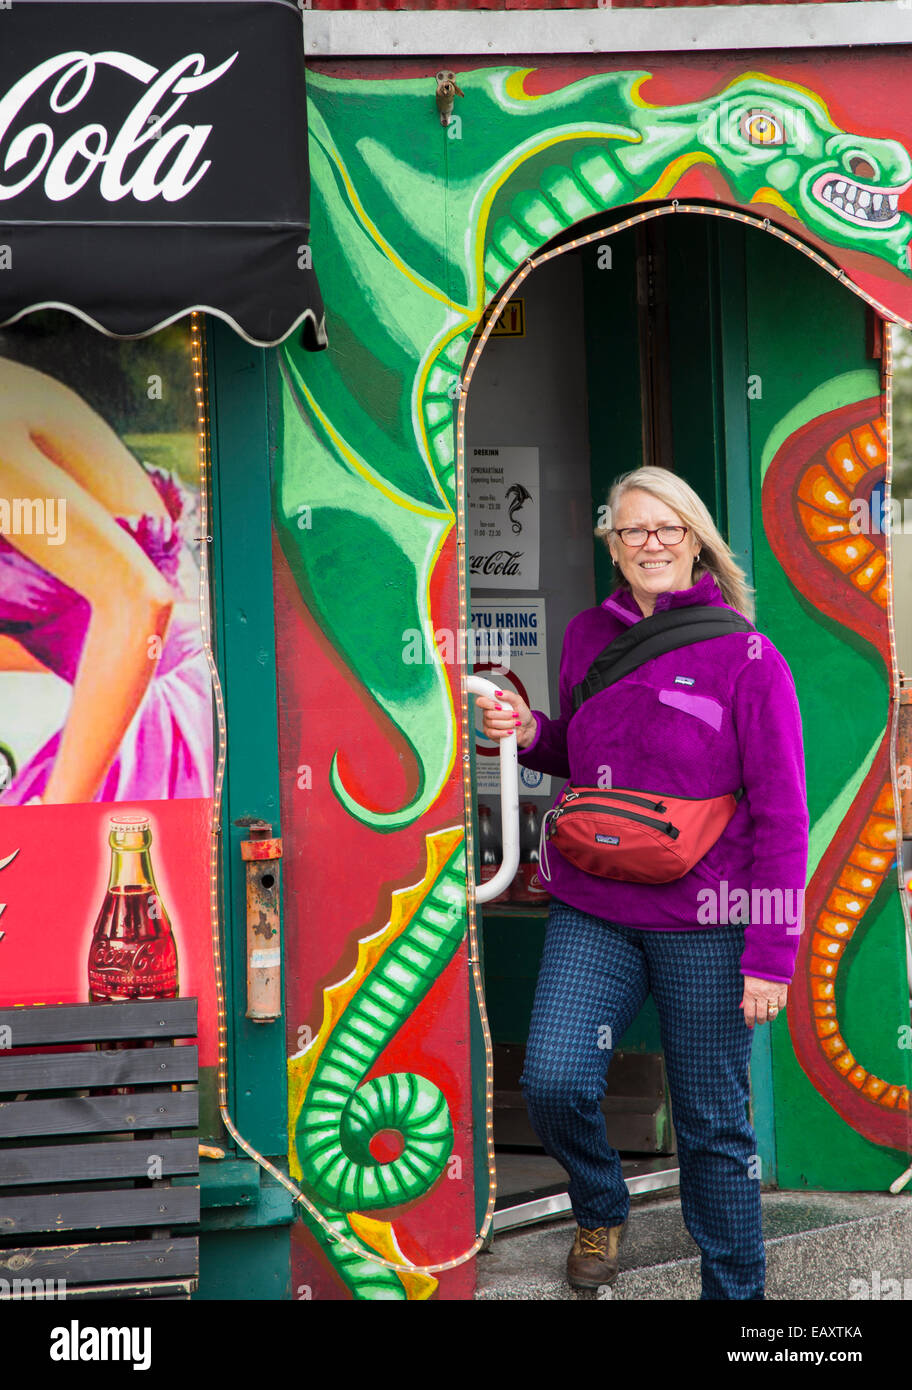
[601, 570, 725, 627]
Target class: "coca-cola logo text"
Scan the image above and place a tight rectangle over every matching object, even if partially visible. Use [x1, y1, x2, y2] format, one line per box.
[90, 939, 170, 972]
[469, 550, 523, 577]
[0, 50, 238, 204]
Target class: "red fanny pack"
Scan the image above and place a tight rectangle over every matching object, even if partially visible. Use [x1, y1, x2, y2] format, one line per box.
[539, 785, 741, 885]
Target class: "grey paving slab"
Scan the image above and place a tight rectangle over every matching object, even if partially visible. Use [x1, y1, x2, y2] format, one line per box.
[475, 1190, 912, 1301]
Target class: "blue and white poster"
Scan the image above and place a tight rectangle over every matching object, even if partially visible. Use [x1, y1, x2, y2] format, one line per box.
[471, 597, 551, 798]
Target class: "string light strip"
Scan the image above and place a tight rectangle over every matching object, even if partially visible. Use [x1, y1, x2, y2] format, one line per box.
[190, 315, 229, 1107]
[190, 202, 912, 1285]
[496, 201, 912, 328]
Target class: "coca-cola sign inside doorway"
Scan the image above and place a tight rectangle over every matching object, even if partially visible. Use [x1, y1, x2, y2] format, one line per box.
[467, 445, 541, 591]
[0, 1, 326, 346]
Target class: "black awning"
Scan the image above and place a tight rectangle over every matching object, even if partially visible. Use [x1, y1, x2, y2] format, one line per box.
[0, 0, 326, 348]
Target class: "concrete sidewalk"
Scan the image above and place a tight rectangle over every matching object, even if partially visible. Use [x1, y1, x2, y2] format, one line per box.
[474, 1189, 912, 1299]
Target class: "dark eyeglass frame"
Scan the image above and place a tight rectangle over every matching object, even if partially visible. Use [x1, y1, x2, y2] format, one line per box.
[614, 525, 689, 548]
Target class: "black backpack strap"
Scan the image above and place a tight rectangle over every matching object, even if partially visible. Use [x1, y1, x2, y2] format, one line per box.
[571, 606, 755, 712]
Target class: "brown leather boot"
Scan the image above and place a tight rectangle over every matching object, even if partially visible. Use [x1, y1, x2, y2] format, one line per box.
[566, 1222, 626, 1290]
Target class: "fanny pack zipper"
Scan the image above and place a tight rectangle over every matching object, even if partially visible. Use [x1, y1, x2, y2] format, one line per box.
[553, 801, 681, 841]
[563, 789, 667, 813]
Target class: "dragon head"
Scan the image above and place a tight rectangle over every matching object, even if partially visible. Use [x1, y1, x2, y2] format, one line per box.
[689, 75, 912, 273]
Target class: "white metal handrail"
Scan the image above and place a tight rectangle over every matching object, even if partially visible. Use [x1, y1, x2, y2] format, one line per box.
[466, 675, 520, 903]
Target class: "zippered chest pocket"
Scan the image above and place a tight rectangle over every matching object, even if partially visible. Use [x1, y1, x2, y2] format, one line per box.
[658, 687, 726, 731]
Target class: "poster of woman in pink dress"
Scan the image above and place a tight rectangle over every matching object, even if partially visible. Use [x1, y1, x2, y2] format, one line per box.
[0, 313, 217, 1049]
[0, 313, 213, 805]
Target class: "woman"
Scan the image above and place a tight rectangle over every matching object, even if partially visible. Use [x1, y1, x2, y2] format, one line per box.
[478, 465, 808, 1300]
[0, 357, 212, 805]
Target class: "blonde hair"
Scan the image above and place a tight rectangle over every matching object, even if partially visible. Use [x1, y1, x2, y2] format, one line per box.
[595, 465, 755, 622]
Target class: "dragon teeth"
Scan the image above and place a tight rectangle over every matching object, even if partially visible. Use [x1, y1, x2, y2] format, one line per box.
[820, 179, 899, 221]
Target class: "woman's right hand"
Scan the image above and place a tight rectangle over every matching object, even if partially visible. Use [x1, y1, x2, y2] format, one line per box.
[476, 689, 537, 749]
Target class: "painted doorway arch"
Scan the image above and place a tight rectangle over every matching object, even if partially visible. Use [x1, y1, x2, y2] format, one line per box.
[274, 62, 912, 1298]
[455, 203, 910, 1178]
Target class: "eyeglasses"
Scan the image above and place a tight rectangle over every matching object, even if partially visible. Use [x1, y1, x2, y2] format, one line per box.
[614, 526, 689, 548]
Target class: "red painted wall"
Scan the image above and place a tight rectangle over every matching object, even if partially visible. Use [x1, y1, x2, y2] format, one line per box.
[274, 526, 478, 1300]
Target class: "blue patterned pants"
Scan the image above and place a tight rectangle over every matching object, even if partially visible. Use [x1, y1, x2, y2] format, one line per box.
[519, 900, 764, 1299]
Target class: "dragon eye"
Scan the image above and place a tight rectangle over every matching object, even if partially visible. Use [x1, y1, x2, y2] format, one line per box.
[740, 109, 785, 146]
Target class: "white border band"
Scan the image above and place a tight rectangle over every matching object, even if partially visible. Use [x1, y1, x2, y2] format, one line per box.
[303, 4, 912, 58]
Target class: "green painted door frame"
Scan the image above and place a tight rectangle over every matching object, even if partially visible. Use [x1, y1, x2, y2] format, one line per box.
[191, 318, 294, 1298]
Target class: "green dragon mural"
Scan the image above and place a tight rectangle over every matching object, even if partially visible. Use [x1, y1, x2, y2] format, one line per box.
[276, 66, 912, 831]
[277, 65, 912, 1297]
[288, 827, 467, 1299]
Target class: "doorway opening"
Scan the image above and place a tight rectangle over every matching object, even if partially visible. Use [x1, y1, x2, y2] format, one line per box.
[462, 205, 886, 1228]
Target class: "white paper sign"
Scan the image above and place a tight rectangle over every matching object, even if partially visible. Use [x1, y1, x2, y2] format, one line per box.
[471, 597, 551, 797]
[468, 446, 540, 591]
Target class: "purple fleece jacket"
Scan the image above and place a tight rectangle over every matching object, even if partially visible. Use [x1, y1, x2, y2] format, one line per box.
[518, 571, 809, 983]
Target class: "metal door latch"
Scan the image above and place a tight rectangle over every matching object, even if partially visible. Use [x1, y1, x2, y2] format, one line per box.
[237, 819, 283, 1022]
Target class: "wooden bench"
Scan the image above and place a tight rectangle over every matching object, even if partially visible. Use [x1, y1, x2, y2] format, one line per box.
[0, 998, 200, 1300]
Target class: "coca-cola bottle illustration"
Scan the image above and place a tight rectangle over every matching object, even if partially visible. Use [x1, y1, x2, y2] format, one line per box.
[511, 802, 551, 904]
[88, 814, 178, 1002]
